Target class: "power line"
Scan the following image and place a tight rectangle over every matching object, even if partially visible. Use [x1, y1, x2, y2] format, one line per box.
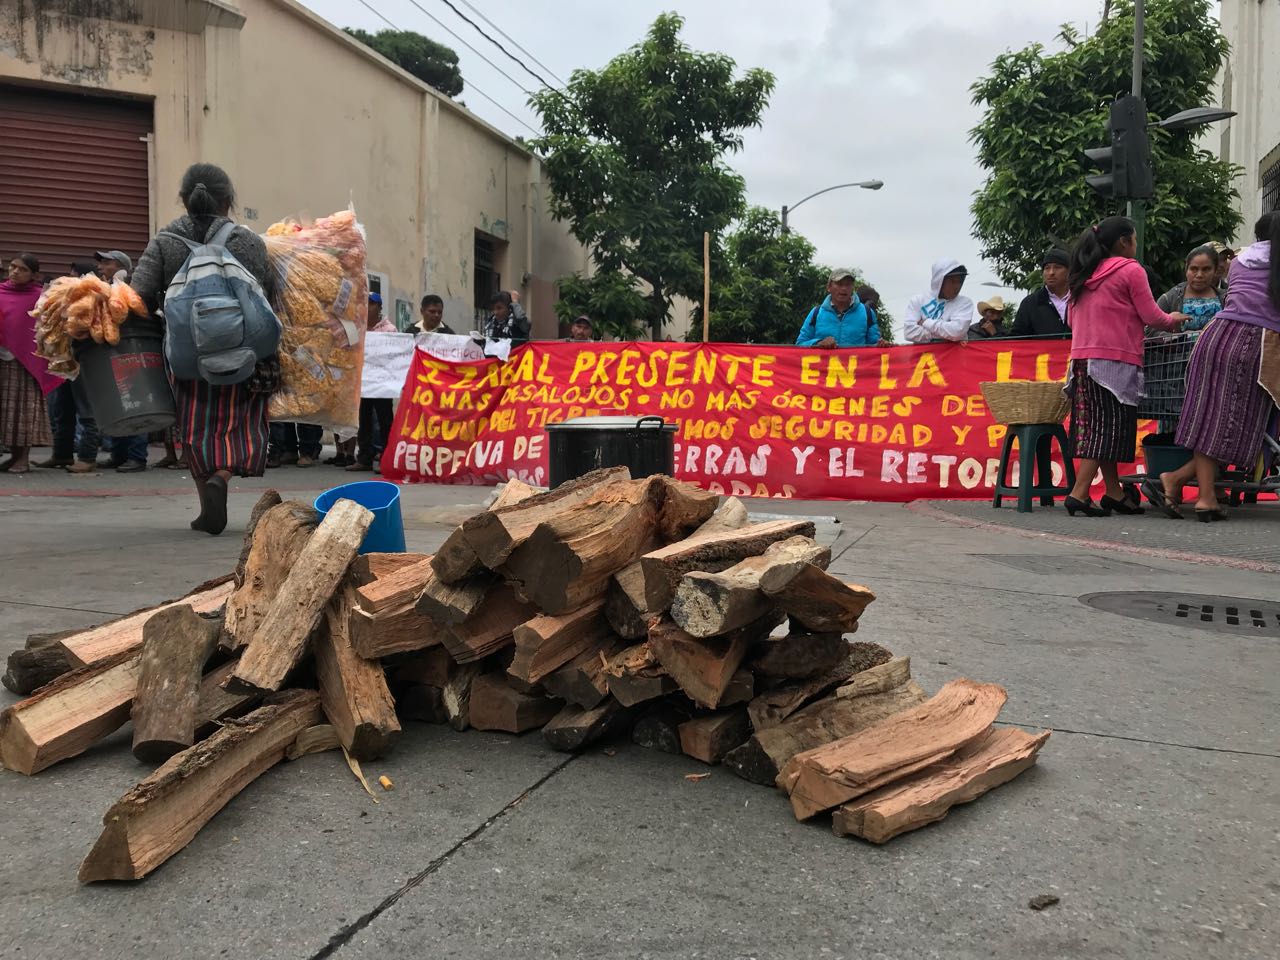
[355, 0, 539, 137]
[400, 0, 533, 96]
[452, 0, 568, 87]
[432, 0, 561, 91]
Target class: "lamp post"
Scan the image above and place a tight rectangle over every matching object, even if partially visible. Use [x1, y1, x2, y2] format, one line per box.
[781, 179, 883, 233]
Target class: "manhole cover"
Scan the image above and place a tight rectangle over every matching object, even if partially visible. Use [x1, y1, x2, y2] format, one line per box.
[977, 555, 1155, 576]
[1080, 591, 1280, 637]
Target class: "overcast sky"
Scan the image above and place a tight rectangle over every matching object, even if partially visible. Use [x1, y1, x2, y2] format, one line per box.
[302, 0, 1096, 331]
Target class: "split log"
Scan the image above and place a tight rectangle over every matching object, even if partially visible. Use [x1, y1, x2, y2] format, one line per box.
[509, 599, 614, 686]
[502, 477, 669, 615]
[639, 518, 816, 613]
[396, 684, 449, 724]
[131, 605, 221, 763]
[468, 673, 562, 734]
[748, 631, 848, 680]
[602, 642, 676, 707]
[314, 588, 400, 760]
[725, 671, 927, 786]
[605, 564, 652, 640]
[222, 501, 320, 653]
[441, 663, 482, 731]
[432, 466, 629, 583]
[653, 476, 720, 541]
[3, 631, 76, 695]
[832, 727, 1051, 843]
[234, 489, 283, 584]
[648, 611, 783, 709]
[748, 642, 892, 731]
[0, 649, 141, 775]
[632, 701, 695, 753]
[78, 690, 322, 882]
[760, 564, 876, 634]
[388, 647, 455, 690]
[416, 571, 495, 625]
[230, 499, 373, 693]
[352, 552, 432, 586]
[488, 477, 541, 509]
[56, 576, 235, 668]
[439, 582, 536, 664]
[834, 655, 912, 699]
[542, 700, 629, 752]
[286, 723, 341, 760]
[193, 660, 261, 739]
[426, 481, 539, 585]
[720, 667, 755, 706]
[350, 557, 440, 659]
[541, 638, 626, 709]
[678, 708, 751, 764]
[691, 495, 749, 538]
[778, 679, 1008, 821]
[670, 536, 828, 637]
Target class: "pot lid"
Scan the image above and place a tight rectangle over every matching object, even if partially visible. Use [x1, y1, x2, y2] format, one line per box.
[545, 415, 676, 431]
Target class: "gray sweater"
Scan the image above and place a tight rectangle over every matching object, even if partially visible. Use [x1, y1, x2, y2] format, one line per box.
[130, 215, 276, 316]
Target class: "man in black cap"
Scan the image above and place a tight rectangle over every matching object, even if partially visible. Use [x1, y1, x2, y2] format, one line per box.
[1010, 248, 1071, 338]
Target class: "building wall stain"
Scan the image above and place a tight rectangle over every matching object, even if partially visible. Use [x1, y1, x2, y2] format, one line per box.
[7, 1, 153, 85]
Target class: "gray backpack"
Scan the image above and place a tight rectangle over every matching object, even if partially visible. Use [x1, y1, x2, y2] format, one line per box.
[160, 221, 282, 385]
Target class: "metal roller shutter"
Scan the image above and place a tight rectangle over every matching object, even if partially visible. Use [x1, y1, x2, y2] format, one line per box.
[0, 85, 152, 279]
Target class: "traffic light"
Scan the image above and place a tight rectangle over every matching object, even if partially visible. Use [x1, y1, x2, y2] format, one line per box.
[1083, 95, 1153, 200]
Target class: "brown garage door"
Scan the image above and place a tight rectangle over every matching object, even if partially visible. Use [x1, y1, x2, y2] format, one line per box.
[0, 85, 152, 279]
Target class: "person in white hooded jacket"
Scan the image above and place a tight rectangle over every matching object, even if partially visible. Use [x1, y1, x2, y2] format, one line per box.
[903, 259, 978, 343]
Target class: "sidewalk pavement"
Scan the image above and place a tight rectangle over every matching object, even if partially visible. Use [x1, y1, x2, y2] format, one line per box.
[1, 470, 1276, 960]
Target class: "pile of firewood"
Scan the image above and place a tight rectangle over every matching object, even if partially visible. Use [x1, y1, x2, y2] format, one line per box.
[0, 467, 1049, 882]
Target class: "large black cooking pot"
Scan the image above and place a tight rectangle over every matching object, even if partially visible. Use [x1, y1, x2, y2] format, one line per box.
[544, 415, 677, 488]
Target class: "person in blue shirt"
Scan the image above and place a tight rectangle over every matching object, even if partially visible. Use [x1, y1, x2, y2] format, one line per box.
[796, 269, 880, 348]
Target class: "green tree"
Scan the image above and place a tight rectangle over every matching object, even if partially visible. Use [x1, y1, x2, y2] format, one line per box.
[553, 271, 651, 341]
[530, 13, 775, 339]
[346, 28, 463, 97]
[970, 0, 1240, 291]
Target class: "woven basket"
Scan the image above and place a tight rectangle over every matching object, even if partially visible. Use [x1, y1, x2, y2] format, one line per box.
[980, 380, 1069, 425]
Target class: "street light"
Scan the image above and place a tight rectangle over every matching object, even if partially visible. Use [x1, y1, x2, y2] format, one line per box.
[1153, 106, 1237, 131]
[781, 179, 883, 232]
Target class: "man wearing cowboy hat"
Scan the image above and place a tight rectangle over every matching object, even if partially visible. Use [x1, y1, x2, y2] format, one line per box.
[969, 295, 1008, 339]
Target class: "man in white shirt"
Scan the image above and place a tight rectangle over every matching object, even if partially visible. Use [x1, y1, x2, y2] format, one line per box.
[903, 259, 977, 343]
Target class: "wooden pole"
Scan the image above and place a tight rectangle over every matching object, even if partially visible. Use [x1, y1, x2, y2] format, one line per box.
[702, 231, 711, 342]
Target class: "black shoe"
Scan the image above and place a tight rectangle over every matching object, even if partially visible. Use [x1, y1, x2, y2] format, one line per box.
[115, 460, 147, 473]
[1194, 508, 1227, 523]
[202, 475, 228, 536]
[1065, 496, 1110, 517]
[1100, 494, 1144, 515]
[266, 453, 282, 469]
[1140, 478, 1182, 519]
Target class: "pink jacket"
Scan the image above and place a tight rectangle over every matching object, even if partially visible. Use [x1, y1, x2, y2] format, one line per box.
[1069, 257, 1178, 365]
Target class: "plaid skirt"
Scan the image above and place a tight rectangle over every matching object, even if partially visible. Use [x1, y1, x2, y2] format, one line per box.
[173, 378, 269, 480]
[0, 359, 52, 448]
[1175, 319, 1277, 466]
[1068, 360, 1137, 462]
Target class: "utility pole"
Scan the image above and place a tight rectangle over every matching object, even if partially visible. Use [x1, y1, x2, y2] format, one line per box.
[1130, 0, 1146, 258]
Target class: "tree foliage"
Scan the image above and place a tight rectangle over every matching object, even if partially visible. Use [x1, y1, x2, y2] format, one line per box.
[553, 271, 651, 341]
[346, 28, 463, 98]
[530, 14, 775, 338]
[970, 0, 1240, 290]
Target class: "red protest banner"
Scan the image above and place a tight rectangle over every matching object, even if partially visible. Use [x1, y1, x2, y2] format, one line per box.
[381, 339, 1085, 500]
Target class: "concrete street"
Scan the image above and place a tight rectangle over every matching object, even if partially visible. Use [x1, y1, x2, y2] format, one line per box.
[0, 464, 1276, 960]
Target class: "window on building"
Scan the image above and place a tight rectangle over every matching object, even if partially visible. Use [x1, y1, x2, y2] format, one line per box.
[473, 231, 509, 325]
[1263, 151, 1280, 215]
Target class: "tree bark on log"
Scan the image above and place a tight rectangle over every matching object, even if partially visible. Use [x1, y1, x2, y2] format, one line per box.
[541, 638, 626, 709]
[131, 605, 221, 763]
[602, 642, 676, 707]
[416, 571, 495, 625]
[747, 631, 848, 680]
[542, 700, 629, 752]
[234, 489, 283, 584]
[441, 663, 482, 731]
[648, 611, 782, 709]
[747, 642, 892, 730]
[222, 501, 320, 653]
[3, 631, 76, 695]
[193, 660, 261, 739]
[760, 563, 876, 634]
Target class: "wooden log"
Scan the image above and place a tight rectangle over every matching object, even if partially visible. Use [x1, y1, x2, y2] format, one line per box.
[541, 638, 626, 709]
[78, 690, 322, 882]
[690, 495, 749, 538]
[468, 673, 562, 734]
[416, 571, 495, 625]
[652, 476, 720, 541]
[3, 631, 76, 695]
[778, 679, 1008, 821]
[0, 649, 141, 775]
[760, 563, 877, 634]
[432, 466, 629, 583]
[502, 477, 668, 615]
[632, 700, 694, 753]
[678, 708, 751, 764]
[748, 641, 893, 731]
[193, 660, 261, 739]
[639, 518, 816, 613]
[131, 605, 221, 763]
[234, 489, 283, 584]
[314, 588, 401, 760]
[56, 576, 235, 668]
[286, 723, 341, 760]
[230, 499, 373, 693]
[350, 556, 440, 660]
[509, 599, 614, 686]
[648, 610, 783, 709]
[489, 477, 541, 509]
[602, 642, 676, 707]
[748, 631, 848, 680]
[605, 564, 652, 640]
[351, 552, 432, 586]
[222, 501, 320, 653]
[832, 727, 1051, 843]
[542, 700, 629, 752]
[388, 647, 455, 690]
[724, 680, 928, 786]
[425, 481, 538, 586]
[720, 667, 755, 706]
[439, 582, 536, 664]
[670, 536, 829, 638]
[834, 655, 912, 699]
[441, 663, 482, 731]
[396, 684, 449, 724]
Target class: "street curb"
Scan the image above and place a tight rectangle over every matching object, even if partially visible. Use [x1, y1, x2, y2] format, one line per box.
[906, 500, 1280, 575]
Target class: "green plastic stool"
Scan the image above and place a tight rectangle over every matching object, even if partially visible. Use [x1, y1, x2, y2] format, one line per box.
[992, 423, 1075, 512]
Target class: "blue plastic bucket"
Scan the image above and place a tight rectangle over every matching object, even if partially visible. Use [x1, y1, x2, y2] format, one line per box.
[314, 480, 406, 555]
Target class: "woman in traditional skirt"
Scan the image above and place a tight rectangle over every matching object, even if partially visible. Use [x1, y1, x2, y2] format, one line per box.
[0, 254, 59, 474]
[1063, 217, 1186, 516]
[130, 164, 278, 535]
[1144, 212, 1280, 521]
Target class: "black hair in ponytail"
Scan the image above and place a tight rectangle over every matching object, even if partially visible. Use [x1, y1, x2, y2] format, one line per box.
[1256, 212, 1280, 312]
[178, 163, 236, 219]
[1068, 215, 1135, 301]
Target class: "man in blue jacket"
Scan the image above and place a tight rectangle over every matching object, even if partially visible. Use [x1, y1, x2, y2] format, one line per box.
[796, 269, 881, 348]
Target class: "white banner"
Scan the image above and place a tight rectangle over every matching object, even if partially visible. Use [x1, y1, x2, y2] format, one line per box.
[416, 331, 486, 363]
[361, 332, 416, 398]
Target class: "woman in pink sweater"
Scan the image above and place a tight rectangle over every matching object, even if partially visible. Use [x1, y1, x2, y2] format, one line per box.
[1063, 216, 1185, 516]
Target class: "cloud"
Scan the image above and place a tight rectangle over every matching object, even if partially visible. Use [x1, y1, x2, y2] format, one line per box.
[303, 0, 1089, 333]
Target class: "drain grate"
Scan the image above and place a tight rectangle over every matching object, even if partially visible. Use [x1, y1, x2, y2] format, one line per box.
[1080, 591, 1280, 637]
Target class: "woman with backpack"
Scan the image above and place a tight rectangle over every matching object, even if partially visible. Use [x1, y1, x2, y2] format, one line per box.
[1061, 216, 1186, 517]
[130, 164, 279, 535]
